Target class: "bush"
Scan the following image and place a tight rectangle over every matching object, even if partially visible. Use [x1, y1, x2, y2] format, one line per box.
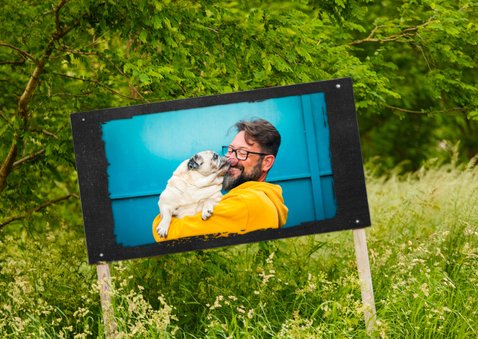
[1, 163, 477, 337]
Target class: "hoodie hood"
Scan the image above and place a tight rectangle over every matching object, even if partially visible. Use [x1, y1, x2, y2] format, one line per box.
[229, 181, 288, 227]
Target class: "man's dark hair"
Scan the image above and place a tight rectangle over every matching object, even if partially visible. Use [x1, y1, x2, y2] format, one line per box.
[235, 119, 281, 156]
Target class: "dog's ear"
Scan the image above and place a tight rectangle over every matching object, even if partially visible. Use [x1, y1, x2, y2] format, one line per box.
[187, 156, 200, 170]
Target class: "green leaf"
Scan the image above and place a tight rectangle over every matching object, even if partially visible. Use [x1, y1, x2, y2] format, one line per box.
[139, 30, 148, 43]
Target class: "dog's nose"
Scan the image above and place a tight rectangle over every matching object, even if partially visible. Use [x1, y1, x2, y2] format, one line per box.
[227, 156, 238, 166]
[219, 157, 230, 168]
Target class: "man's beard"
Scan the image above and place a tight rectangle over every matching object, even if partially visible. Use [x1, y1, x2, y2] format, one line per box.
[222, 160, 262, 191]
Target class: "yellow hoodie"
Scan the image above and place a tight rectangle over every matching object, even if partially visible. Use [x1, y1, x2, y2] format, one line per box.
[152, 181, 288, 242]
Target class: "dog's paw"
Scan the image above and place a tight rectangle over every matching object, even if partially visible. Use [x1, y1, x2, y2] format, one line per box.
[202, 208, 213, 220]
[156, 224, 169, 238]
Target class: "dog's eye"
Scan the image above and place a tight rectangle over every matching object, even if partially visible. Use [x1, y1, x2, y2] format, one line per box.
[213, 153, 218, 160]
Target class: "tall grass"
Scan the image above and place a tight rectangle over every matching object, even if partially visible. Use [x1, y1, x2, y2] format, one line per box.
[1, 163, 477, 338]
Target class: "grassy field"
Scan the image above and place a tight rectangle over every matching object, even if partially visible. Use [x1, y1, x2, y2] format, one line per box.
[1, 162, 477, 338]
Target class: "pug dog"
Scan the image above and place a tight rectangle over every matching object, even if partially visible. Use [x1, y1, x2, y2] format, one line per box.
[156, 150, 230, 238]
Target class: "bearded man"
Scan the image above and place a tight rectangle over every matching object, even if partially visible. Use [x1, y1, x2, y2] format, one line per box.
[152, 119, 288, 242]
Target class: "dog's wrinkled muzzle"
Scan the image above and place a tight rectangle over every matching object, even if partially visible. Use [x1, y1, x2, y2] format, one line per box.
[218, 156, 230, 172]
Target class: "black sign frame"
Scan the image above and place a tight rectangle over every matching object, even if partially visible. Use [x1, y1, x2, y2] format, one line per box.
[71, 77, 371, 264]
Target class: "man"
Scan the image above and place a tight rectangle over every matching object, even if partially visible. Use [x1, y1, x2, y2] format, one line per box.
[152, 118, 288, 242]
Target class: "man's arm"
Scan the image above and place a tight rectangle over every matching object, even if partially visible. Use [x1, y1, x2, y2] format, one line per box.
[152, 189, 283, 242]
[152, 195, 249, 242]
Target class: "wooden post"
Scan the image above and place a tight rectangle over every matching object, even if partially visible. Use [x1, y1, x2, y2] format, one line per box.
[97, 262, 117, 338]
[353, 228, 376, 335]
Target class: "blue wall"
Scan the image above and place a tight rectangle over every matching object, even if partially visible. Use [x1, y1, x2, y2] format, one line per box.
[102, 93, 336, 246]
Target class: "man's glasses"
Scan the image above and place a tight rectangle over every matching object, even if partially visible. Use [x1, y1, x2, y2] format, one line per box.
[222, 146, 269, 161]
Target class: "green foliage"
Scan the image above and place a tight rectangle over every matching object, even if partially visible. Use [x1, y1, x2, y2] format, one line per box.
[367, 162, 478, 337]
[354, 0, 478, 171]
[1, 0, 478, 335]
[1, 0, 477, 226]
[1, 164, 478, 336]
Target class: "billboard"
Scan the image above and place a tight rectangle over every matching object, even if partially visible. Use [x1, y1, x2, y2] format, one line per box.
[71, 78, 370, 264]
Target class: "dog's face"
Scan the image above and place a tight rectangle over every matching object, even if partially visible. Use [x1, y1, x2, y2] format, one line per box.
[187, 150, 229, 176]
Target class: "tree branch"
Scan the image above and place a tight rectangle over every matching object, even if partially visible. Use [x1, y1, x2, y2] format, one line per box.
[28, 128, 60, 139]
[54, 0, 70, 34]
[51, 72, 144, 100]
[41, 129, 59, 139]
[0, 0, 80, 194]
[57, 46, 98, 55]
[384, 104, 467, 115]
[0, 193, 78, 229]
[350, 19, 434, 46]
[0, 59, 27, 66]
[56, 43, 147, 101]
[0, 137, 19, 193]
[0, 41, 36, 62]
[0, 110, 10, 123]
[13, 149, 46, 169]
[17, 6, 77, 120]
